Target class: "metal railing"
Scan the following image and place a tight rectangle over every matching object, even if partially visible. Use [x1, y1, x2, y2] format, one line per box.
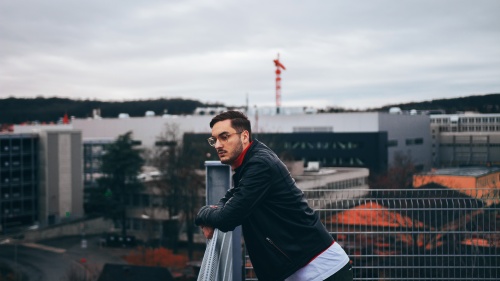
[244, 188, 500, 281]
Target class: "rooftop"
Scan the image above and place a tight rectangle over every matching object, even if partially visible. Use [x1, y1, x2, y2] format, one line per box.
[428, 167, 500, 177]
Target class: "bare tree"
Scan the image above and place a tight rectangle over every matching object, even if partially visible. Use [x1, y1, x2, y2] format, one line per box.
[150, 124, 205, 259]
[370, 151, 416, 190]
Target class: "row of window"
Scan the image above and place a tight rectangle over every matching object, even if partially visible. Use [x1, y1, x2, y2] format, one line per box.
[405, 138, 424, 146]
[302, 157, 366, 166]
[387, 138, 425, 147]
[431, 117, 500, 124]
[461, 117, 500, 123]
[326, 177, 367, 190]
[1, 200, 36, 215]
[437, 126, 500, 132]
[440, 143, 500, 147]
[283, 141, 362, 150]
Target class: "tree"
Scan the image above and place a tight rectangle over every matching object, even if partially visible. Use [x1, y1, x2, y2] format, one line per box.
[124, 247, 188, 270]
[150, 124, 205, 259]
[97, 131, 144, 237]
[370, 151, 416, 190]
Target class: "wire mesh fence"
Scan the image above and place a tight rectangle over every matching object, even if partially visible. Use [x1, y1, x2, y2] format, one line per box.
[244, 188, 500, 281]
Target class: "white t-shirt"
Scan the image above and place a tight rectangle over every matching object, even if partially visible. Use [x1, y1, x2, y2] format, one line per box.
[285, 242, 350, 281]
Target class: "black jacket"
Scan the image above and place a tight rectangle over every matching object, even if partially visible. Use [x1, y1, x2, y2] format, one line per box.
[195, 140, 334, 281]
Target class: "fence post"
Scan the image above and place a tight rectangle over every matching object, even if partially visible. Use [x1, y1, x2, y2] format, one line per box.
[205, 161, 242, 281]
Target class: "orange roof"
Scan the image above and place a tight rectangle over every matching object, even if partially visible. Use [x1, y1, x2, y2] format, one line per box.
[330, 202, 427, 229]
[461, 238, 498, 248]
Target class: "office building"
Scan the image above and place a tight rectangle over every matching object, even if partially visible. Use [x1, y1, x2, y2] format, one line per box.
[72, 111, 432, 173]
[6, 126, 84, 228]
[430, 113, 500, 167]
[0, 133, 38, 233]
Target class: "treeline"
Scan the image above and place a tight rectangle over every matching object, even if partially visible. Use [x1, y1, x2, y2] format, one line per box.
[376, 93, 500, 114]
[0, 97, 223, 124]
[1, 93, 499, 124]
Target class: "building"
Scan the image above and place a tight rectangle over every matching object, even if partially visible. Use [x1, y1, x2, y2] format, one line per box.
[413, 166, 500, 206]
[0, 133, 39, 233]
[4, 126, 84, 229]
[296, 166, 370, 209]
[37, 129, 84, 225]
[430, 113, 500, 167]
[71, 111, 432, 173]
[7, 110, 431, 238]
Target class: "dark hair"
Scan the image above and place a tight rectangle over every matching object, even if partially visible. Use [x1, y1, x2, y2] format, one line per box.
[210, 111, 252, 141]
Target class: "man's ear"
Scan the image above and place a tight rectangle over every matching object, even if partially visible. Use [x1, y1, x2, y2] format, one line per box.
[243, 130, 251, 143]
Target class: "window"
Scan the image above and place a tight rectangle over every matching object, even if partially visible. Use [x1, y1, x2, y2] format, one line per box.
[131, 140, 142, 146]
[387, 140, 398, 147]
[406, 138, 424, 146]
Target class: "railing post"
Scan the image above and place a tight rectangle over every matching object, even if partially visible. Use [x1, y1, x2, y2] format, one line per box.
[205, 161, 242, 281]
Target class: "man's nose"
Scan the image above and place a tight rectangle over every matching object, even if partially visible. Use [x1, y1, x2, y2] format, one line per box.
[214, 138, 223, 148]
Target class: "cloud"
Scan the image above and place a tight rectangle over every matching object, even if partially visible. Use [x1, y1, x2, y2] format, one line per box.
[1, 0, 499, 109]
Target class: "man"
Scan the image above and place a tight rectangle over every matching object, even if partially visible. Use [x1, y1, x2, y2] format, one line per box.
[195, 111, 352, 281]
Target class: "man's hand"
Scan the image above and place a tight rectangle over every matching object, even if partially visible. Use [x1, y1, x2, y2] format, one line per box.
[195, 205, 218, 226]
[201, 226, 214, 239]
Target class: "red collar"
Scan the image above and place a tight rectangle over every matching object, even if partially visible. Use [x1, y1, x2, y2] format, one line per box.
[232, 141, 253, 170]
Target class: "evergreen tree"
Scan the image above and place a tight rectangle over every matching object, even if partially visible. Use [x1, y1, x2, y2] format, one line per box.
[97, 131, 145, 237]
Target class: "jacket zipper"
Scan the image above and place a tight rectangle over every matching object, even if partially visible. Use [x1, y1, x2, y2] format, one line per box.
[266, 237, 292, 262]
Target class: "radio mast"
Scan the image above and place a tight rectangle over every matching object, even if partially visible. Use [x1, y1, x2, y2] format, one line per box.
[273, 53, 286, 114]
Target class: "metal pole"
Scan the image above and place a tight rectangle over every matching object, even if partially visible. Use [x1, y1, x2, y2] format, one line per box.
[159, 221, 163, 247]
[14, 241, 19, 280]
[205, 161, 242, 281]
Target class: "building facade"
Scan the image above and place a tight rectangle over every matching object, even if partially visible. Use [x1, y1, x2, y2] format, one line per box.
[72, 111, 432, 174]
[0, 133, 39, 233]
[37, 129, 84, 226]
[6, 127, 84, 228]
[413, 166, 500, 206]
[430, 113, 500, 167]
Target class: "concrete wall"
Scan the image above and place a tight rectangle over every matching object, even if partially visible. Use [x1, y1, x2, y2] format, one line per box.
[379, 113, 432, 170]
[38, 129, 83, 226]
[71, 112, 384, 149]
[23, 217, 113, 242]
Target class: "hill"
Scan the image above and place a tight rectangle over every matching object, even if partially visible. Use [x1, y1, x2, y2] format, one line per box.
[1, 93, 498, 125]
[374, 93, 500, 114]
[0, 97, 223, 124]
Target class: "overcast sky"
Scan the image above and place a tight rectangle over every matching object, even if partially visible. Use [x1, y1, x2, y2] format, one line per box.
[1, 0, 499, 110]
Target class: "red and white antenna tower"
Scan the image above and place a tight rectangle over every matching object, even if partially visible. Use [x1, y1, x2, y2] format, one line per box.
[273, 53, 286, 114]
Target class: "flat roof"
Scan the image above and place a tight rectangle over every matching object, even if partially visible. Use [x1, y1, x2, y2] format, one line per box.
[429, 167, 500, 177]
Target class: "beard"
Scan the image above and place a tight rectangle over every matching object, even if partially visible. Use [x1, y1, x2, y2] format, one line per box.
[218, 139, 244, 165]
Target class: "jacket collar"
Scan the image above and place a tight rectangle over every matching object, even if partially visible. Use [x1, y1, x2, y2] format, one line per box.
[232, 140, 253, 170]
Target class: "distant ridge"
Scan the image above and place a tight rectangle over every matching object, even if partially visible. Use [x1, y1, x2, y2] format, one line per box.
[0, 93, 498, 124]
[0, 97, 223, 124]
[374, 93, 500, 114]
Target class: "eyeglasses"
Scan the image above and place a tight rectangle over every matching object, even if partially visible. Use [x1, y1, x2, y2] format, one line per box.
[207, 131, 243, 147]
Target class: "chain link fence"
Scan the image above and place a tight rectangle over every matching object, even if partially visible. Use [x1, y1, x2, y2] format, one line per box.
[244, 187, 499, 280]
